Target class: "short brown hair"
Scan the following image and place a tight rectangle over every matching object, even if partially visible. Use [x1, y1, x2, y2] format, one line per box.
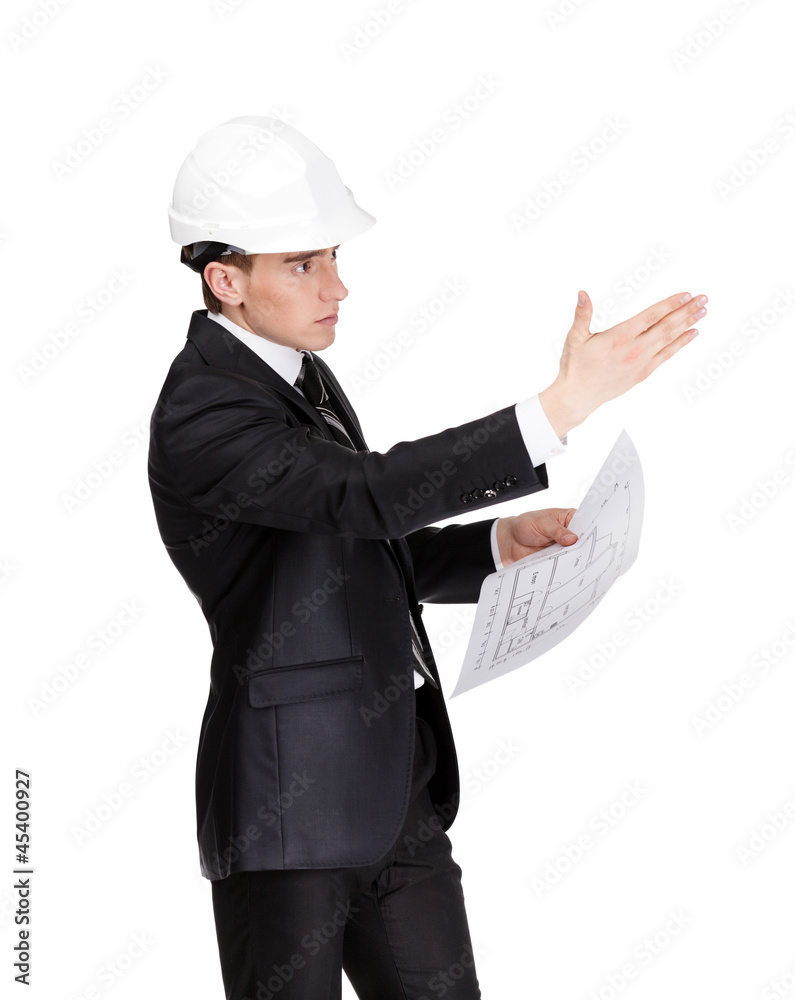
[182, 246, 255, 314]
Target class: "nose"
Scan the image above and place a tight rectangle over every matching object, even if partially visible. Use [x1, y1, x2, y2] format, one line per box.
[319, 257, 348, 303]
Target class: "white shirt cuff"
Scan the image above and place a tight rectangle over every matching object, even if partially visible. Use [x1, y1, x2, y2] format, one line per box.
[489, 396, 567, 571]
[490, 519, 504, 571]
[515, 394, 567, 466]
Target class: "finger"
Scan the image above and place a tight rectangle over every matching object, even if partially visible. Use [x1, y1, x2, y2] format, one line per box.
[537, 507, 576, 527]
[618, 291, 704, 339]
[567, 289, 594, 344]
[647, 325, 699, 371]
[641, 297, 707, 358]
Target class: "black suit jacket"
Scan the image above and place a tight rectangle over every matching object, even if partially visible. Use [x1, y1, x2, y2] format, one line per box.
[147, 310, 549, 879]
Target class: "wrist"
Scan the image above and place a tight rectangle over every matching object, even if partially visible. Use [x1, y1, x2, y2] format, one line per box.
[496, 516, 516, 567]
[538, 381, 589, 439]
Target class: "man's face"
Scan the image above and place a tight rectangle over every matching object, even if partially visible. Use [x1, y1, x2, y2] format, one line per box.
[207, 245, 348, 352]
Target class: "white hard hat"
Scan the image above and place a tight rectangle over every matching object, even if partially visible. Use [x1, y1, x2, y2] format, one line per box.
[168, 116, 376, 270]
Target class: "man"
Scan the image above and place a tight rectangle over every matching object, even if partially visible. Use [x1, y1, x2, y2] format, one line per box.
[147, 116, 707, 1000]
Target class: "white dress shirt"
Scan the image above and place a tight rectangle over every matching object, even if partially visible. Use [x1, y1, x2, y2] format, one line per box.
[208, 310, 567, 686]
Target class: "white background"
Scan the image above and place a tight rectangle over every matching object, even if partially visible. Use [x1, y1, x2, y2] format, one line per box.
[4, 0, 795, 997]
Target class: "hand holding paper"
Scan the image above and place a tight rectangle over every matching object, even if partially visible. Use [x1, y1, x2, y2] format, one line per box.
[495, 507, 578, 566]
[452, 430, 644, 697]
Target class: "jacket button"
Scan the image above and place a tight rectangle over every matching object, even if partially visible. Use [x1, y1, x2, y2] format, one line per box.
[504, 475, 518, 486]
[483, 488, 497, 499]
[471, 489, 485, 500]
[460, 492, 473, 503]
[493, 480, 506, 491]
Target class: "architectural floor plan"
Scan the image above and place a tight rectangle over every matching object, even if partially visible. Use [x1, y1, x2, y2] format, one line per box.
[452, 430, 644, 697]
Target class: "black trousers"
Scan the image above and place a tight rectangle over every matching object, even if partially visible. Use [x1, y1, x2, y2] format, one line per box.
[210, 714, 482, 1000]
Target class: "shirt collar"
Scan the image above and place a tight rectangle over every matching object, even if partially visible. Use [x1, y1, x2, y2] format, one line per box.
[207, 310, 306, 388]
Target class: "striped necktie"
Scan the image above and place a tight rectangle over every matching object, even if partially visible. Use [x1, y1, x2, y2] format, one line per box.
[295, 352, 439, 690]
[295, 352, 356, 449]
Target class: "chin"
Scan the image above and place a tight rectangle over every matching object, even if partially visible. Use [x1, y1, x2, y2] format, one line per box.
[312, 328, 336, 350]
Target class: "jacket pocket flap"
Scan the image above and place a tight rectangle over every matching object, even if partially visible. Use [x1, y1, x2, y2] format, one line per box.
[248, 656, 363, 708]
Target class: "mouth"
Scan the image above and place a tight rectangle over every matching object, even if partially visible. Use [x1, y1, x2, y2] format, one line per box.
[315, 312, 339, 324]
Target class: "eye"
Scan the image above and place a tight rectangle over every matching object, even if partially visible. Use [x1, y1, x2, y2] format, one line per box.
[294, 248, 338, 274]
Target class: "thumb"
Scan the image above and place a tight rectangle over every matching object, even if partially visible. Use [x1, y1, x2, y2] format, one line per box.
[545, 511, 578, 546]
[568, 289, 593, 342]
[557, 524, 578, 545]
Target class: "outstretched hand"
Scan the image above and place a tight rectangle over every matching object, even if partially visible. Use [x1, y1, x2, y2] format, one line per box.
[539, 288, 708, 437]
[495, 508, 578, 568]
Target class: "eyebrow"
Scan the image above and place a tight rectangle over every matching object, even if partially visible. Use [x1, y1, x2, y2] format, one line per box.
[280, 244, 340, 265]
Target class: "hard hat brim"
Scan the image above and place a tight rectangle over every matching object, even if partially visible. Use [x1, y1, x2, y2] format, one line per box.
[169, 199, 376, 255]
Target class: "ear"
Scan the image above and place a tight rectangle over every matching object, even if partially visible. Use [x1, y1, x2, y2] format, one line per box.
[203, 260, 246, 308]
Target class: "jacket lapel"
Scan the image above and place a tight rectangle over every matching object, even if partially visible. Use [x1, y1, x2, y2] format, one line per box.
[184, 311, 412, 580]
[185, 310, 331, 441]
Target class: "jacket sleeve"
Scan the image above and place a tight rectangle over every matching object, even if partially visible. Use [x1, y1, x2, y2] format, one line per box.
[404, 520, 501, 604]
[149, 366, 548, 540]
